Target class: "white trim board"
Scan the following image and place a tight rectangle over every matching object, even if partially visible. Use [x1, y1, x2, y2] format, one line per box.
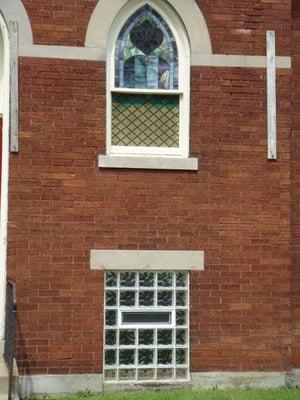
[18, 44, 292, 69]
[90, 250, 204, 271]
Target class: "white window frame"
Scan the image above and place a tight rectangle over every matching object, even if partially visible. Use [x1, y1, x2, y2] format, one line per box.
[106, 0, 191, 159]
[104, 270, 190, 384]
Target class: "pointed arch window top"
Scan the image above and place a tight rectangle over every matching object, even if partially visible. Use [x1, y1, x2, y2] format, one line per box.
[115, 5, 178, 90]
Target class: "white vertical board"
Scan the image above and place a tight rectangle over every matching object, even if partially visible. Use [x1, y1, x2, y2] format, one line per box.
[267, 30, 277, 160]
[9, 21, 18, 153]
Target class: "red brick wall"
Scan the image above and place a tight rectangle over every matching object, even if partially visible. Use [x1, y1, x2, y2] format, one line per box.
[7, 57, 292, 374]
[291, 0, 300, 369]
[21, 0, 291, 55]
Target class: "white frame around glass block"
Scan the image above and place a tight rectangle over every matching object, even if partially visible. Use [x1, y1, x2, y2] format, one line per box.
[104, 271, 190, 384]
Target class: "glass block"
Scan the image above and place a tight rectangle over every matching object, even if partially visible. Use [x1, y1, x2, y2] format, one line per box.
[157, 329, 173, 345]
[139, 330, 154, 346]
[157, 349, 173, 365]
[120, 291, 136, 306]
[176, 369, 188, 380]
[120, 330, 135, 346]
[138, 369, 155, 381]
[106, 271, 117, 288]
[176, 291, 187, 307]
[105, 310, 117, 326]
[157, 369, 173, 380]
[104, 369, 116, 381]
[106, 291, 117, 307]
[176, 329, 187, 345]
[111, 94, 179, 148]
[139, 291, 154, 307]
[176, 349, 187, 365]
[176, 310, 186, 326]
[139, 349, 154, 365]
[158, 272, 173, 287]
[176, 272, 187, 288]
[157, 291, 173, 307]
[119, 369, 135, 381]
[120, 272, 136, 287]
[105, 330, 117, 346]
[119, 349, 135, 365]
[105, 350, 116, 366]
[139, 272, 154, 287]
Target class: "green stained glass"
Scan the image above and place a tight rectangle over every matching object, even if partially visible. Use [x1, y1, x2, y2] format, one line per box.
[115, 5, 178, 89]
[112, 93, 179, 147]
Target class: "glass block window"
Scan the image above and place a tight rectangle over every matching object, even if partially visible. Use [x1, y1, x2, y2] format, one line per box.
[104, 271, 189, 384]
[115, 5, 178, 90]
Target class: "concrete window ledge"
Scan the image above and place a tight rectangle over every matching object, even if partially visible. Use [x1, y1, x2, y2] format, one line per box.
[98, 155, 199, 171]
[90, 250, 204, 271]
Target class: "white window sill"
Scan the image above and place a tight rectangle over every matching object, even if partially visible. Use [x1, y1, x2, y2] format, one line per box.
[98, 155, 199, 171]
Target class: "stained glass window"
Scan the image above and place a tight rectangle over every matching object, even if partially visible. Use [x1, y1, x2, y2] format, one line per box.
[115, 5, 178, 90]
[111, 93, 179, 147]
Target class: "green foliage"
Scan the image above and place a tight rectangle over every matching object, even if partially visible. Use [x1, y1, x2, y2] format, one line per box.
[48, 389, 300, 400]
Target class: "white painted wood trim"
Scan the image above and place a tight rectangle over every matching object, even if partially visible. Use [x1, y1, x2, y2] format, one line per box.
[98, 155, 198, 170]
[18, 44, 292, 69]
[267, 31, 277, 160]
[91, 250, 204, 271]
[8, 21, 18, 152]
[0, 13, 10, 341]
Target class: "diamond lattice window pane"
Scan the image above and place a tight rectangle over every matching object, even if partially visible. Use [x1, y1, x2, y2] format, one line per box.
[112, 94, 179, 148]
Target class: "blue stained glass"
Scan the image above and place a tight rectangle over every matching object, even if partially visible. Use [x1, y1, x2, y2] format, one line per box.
[115, 5, 178, 90]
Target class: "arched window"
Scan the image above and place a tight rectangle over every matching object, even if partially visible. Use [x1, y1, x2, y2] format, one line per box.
[106, 1, 190, 159]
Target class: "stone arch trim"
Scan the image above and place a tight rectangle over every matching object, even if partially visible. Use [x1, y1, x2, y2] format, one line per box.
[85, 0, 212, 56]
[0, 0, 33, 44]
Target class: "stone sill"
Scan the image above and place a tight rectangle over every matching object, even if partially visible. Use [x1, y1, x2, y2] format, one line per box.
[98, 155, 199, 171]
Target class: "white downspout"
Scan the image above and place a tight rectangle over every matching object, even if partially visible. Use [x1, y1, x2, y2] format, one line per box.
[0, 13, 10, 341]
